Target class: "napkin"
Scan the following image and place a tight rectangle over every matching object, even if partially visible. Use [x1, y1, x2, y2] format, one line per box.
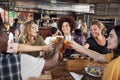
[70, 72, 83, 80]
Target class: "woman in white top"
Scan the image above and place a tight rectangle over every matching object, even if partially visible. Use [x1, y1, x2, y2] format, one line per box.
[44, 27, 59, 44]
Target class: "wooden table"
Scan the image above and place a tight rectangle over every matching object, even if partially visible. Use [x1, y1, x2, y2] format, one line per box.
[50, 60, 74, 80]
[51, 60, 105, 80]
[29, 60, 106, 80]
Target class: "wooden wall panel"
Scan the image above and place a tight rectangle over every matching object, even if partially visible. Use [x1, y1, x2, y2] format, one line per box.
[88, 0, 120, 3]
[95, 4, 120, 16]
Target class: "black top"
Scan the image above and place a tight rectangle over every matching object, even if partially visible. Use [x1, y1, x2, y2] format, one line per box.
[86, 36, 109, 54]
[63, 35, 82, 59]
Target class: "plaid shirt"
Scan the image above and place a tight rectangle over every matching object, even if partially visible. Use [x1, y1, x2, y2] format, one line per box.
[0, 53, 22, 80]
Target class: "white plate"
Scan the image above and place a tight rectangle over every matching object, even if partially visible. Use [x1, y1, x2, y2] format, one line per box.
[85, 66, 104, 77]
[71, 54, 81, 57]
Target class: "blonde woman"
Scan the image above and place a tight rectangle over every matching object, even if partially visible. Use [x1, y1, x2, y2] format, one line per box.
[19, 21, 45, 57]
[0, 24, 63, 80]
[67, 26, 120, 80]
[84, 20, 110, 54]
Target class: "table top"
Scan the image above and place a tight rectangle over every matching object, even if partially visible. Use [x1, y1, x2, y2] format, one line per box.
[51, 60, 104, 80]
[29, 60, 107, 80]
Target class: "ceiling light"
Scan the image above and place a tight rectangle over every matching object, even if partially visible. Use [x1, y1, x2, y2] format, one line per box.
[51, 0, 56, 3]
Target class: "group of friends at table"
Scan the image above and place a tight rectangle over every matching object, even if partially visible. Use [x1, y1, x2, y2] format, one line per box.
[0, 15, 120, 80]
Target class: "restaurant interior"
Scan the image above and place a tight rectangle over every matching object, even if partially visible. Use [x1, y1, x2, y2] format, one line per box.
[0, 0, 120, 80]
[1, 0, 120, 38]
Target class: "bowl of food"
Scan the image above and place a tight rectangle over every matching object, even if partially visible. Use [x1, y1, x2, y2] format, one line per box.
[85, 66, 104, 77]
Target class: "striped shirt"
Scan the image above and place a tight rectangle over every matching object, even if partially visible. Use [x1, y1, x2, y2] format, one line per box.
[1, 43, 22, 80]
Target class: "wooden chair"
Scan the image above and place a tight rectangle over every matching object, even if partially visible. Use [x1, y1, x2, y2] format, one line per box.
[38, 27, 52, 40]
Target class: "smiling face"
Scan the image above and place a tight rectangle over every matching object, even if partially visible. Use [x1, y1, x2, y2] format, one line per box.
[29, 23, 37, 36]
[107, 29, 118, 49]
[90, 24, 102, 38]
[61, 22, 71, 35]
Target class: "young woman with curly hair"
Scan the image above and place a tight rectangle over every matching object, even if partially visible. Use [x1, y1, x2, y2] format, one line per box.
[57, 16, 76, 36]
[57, 16, 85, 59]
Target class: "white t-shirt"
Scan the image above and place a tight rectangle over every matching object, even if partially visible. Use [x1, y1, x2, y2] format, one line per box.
[44, 36, 63, 44]
[21, 54, 45, 80]
[7, 43, 45, 80]
[44, 36, 56, 44]
[64, 35, 73, 41]
[8, 32, 14, 43]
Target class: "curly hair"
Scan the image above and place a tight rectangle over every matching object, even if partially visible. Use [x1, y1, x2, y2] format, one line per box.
[57, 16, 76, 35]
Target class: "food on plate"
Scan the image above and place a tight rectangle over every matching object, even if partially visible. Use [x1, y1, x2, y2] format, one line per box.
[88, 68, 102, 75]
[85, 66, 104, 77]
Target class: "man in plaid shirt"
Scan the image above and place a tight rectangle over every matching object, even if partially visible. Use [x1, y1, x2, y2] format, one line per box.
[0, 53, 22, 80]
[0, 23, 22, 80]
[0, 23, 64, 80]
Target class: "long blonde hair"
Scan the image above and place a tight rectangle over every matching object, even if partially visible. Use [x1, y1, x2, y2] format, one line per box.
[20, 21, 37, 44]
[91, 20, 106, 35]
